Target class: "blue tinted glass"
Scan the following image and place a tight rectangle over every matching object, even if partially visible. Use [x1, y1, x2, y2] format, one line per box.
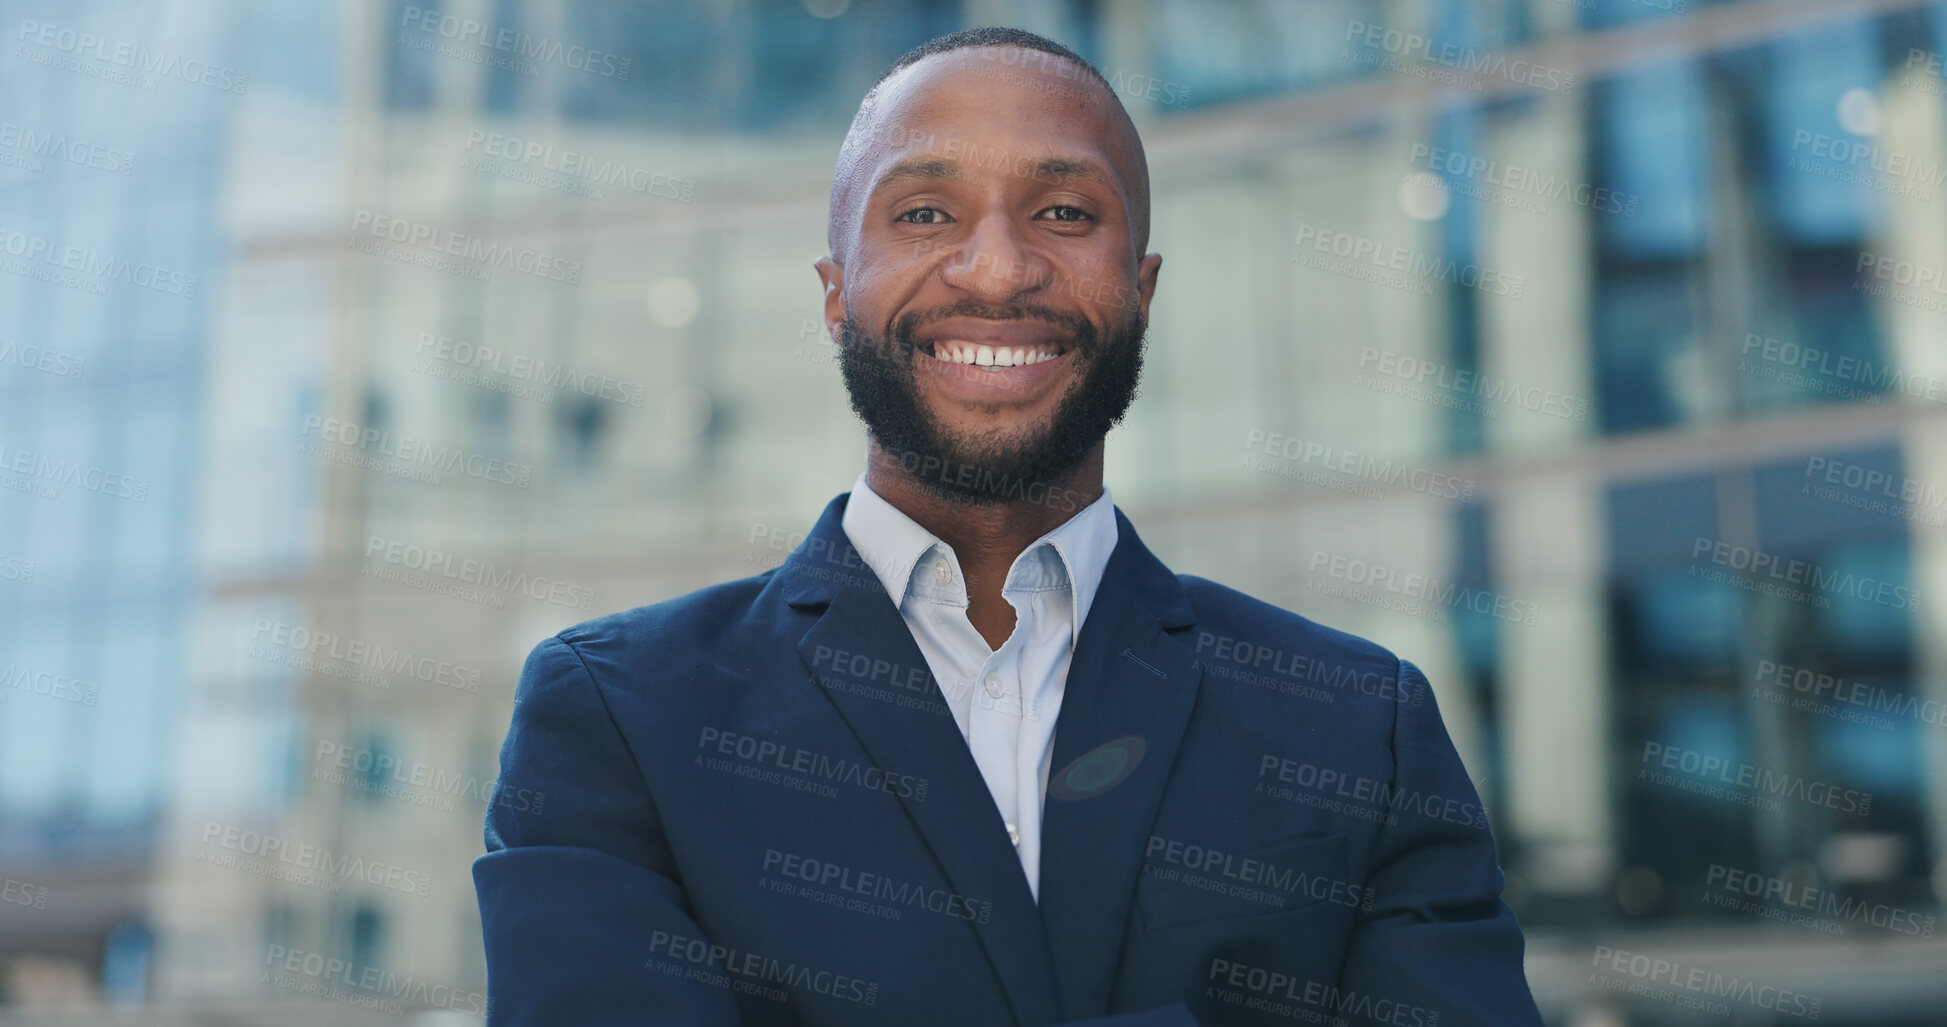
[1609, 474, 1718, 567]
[1754, 444, 1908, 550]
[1814, 542, 1915, 659]
[1817, 715, 1922, 794]
[1597, 61, 1709, 258]
[1764, 22, 1878, 244]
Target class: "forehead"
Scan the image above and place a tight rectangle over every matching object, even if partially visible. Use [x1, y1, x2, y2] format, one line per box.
[855, 47, 1136, 195]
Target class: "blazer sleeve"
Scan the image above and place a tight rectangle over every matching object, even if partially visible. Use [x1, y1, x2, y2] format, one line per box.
[473, 634, 746, 1026]
[1331, 658, 1544, 1027]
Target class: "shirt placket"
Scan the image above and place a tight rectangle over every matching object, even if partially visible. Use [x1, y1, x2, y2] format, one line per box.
[968, 623, 1024, 848]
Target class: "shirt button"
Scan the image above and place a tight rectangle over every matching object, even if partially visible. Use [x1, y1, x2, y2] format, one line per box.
[933, 561, 952, 584]
[1005, 822, 1020, 845]
[984, 674, 1003, 697]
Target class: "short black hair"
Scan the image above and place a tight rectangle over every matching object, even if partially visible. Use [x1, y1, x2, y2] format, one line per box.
[874, 26, 1110, 94]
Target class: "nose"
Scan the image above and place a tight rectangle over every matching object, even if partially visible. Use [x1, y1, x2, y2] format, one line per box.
[935, 207, 1051, 302]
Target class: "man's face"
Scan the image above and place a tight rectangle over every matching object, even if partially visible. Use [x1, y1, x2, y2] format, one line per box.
[817, 46, 1163, 504]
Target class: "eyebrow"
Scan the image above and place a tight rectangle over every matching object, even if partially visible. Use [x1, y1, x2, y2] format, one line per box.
[872, 154, 1119, 193]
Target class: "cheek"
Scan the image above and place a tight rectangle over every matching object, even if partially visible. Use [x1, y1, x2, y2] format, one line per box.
[1063, 256, 1139, 319]
[847, 254, 936, 319]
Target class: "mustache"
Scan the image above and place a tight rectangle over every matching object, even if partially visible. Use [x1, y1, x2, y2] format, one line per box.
[887, 300, 1098, 354]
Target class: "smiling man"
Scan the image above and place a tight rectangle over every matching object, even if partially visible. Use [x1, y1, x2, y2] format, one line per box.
[475, 26, 1544, 1027]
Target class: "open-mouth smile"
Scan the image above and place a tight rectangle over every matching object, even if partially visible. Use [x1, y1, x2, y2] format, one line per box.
[917, 338, 1070, 367]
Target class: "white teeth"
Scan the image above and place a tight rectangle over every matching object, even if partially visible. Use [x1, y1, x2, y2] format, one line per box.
[929, 341, 1062, 367]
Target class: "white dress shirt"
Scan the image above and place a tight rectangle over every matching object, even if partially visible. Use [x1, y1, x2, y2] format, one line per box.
[839, 470, 1119, 902]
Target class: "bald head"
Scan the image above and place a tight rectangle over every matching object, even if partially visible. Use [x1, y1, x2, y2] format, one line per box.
[825, 30, 1152, 267]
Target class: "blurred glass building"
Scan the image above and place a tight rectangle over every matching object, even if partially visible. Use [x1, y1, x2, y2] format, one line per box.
[3, 0, 1947, 1023]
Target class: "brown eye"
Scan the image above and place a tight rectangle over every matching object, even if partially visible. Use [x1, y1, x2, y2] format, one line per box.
[896, 207, 950, 224]
[1038, 205, 1090, 222]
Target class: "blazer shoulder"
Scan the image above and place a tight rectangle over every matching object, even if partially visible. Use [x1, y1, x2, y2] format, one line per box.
[1175, 573, 1401, 673]
[540, 569, 781, 677]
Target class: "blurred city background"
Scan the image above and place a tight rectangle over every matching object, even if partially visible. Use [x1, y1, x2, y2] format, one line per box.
[3, 0, 1946, 1023]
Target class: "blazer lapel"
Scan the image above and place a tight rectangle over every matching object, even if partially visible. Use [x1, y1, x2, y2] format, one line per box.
[781, 494, 1064, 1027]
[1035, 507, 1204, 1019]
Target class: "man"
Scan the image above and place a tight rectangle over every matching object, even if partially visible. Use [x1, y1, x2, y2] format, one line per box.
[475, 26, 1544, 1027]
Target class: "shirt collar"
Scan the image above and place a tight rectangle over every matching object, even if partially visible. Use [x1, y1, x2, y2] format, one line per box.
[840, 470, 1120, 642]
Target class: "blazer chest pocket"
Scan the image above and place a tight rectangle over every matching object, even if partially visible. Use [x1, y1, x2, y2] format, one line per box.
[1135, 831, 1352, 932]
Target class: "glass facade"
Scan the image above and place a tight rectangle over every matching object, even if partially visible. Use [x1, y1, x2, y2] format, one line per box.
[5, 0, 1947, 1023]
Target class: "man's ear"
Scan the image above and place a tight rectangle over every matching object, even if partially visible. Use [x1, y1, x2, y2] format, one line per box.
[813, 256, 846, 343]
[1135, 252, 1163, 322]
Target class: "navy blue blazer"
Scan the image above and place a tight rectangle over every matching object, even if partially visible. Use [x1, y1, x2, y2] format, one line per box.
[474, 492, 1543, 1026]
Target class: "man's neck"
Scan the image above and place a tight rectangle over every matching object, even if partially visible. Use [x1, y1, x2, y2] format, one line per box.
[861, 439, 1104, 649]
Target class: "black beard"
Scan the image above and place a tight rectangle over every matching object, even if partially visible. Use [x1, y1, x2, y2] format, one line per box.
[837, 298, 1146, 508]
